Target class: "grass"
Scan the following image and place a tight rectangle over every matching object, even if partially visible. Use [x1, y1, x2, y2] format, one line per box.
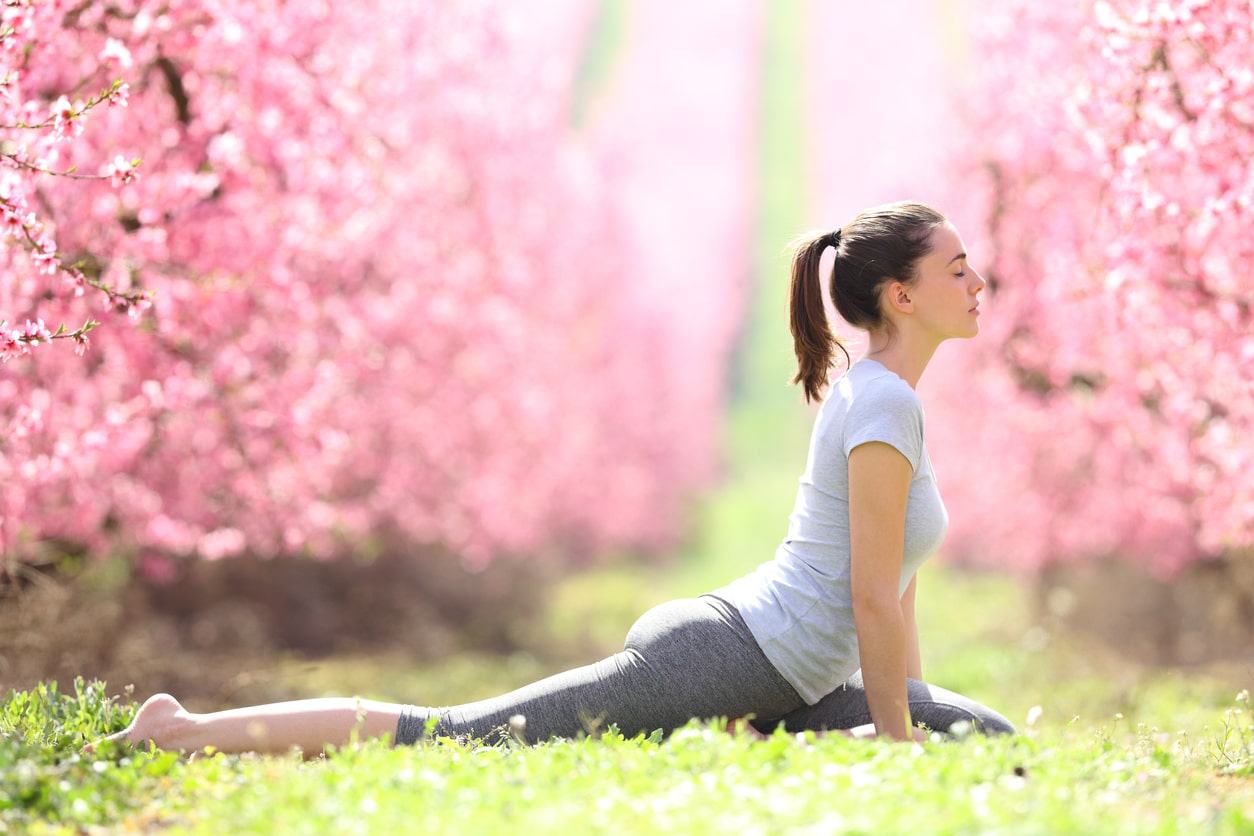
[1, 672, 1252, 833]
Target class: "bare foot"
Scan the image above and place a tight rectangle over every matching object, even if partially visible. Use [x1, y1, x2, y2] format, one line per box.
[87, 693, 191, 752]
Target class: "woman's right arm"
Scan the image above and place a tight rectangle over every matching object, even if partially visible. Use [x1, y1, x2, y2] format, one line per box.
[848, 441, 915, 741]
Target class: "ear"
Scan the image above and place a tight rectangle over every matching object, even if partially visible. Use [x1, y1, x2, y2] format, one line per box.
[884, 280, 913, 315]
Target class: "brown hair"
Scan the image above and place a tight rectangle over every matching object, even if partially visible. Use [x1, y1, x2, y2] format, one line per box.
[788, 201, 947, 402]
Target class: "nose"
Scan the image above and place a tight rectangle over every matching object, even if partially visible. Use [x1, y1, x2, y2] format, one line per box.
[972, 268, 986, 294]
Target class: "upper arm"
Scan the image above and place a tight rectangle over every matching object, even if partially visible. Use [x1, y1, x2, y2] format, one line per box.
[848, 441, 913, 610]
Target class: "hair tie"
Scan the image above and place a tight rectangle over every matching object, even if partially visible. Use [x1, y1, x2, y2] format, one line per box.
[827, 229, 842, 249]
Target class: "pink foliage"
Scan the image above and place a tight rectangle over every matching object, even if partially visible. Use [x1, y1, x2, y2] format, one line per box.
[923, 0, 1254, 575]
[0, 1, 755, 570]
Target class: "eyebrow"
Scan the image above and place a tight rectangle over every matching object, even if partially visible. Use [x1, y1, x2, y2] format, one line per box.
[946, 252, 966, 266]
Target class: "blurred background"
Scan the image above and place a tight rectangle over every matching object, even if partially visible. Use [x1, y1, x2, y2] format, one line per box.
[1, 0, 1250, 728]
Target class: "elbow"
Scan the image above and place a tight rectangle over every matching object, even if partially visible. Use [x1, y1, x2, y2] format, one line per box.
[851, 591, 904, 628]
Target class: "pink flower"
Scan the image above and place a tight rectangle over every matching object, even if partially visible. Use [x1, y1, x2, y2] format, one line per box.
[63, 268, 87, 297]
[107, 155, 138, 187]
[2, 206, 28, 239]
[107, 82, 130, 108]
[101, 38, 133, 70]
[127, 291, 153, 319]
[31, 238, 58, 274]
[0, 327, 27, 361]
[21, 318, 51, 344]
[50, 96, 81, 139]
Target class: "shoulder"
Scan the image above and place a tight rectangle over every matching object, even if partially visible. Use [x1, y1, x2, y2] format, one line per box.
[835, 361, 926, 466]
[839, 362, 923, 421]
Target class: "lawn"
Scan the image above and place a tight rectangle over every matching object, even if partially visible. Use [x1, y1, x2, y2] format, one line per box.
[2, 650, 1252, 834]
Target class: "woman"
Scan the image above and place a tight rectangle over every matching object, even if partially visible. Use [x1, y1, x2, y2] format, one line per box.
[105, 201, 1013, 754]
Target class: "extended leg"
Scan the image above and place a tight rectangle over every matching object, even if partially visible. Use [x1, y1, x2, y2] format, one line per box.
[100, 693, 404, 755]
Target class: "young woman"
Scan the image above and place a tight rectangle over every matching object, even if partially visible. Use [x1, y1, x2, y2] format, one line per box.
[104, 201, 1013, 754]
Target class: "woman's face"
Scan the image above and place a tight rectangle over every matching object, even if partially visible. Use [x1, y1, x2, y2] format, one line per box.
[903, 221, 986, 342]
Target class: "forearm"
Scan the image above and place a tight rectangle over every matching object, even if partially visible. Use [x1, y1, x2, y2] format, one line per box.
[902, 577, 922, 681]
[904, 616, 922, 681]
[905, 644, 922, 683]
[846, 441, 916, 741]
[854, 603, 912, 741]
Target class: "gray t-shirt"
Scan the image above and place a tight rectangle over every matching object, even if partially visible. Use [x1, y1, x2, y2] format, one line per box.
[712, 359, 948, 704]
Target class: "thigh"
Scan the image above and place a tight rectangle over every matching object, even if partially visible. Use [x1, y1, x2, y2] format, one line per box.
[405, 598, 804, 744]
[757, 670, 1016, 737]
[619, 597, 805, 727]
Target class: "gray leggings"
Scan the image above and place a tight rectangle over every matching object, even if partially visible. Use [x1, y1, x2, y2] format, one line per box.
[395, 596, 1014, 745]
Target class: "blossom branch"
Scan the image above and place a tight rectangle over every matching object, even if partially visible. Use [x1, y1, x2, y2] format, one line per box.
[0, 318, 99, 360]
[0, 79, 130, 133]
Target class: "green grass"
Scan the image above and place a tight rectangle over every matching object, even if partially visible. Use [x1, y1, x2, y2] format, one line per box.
[2, 674, 1252, 833]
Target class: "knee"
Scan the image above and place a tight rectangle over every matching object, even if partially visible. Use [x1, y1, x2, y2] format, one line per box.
[948, 708, 1015, 738]
[973, 710, 1016, 736]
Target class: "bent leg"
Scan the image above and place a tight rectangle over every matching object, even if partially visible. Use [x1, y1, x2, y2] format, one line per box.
[755, 670, 1015, 737]
[103, 693, 405, 755]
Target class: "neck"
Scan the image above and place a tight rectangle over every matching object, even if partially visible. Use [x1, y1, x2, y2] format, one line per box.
[863, 330, 939, 389]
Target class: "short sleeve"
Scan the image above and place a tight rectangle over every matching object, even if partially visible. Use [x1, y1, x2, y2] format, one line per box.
[841, 379, 925, 471]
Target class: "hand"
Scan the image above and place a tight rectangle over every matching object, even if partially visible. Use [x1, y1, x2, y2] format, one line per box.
[846, 723, 928, 742]
[848, 723, 878, 740]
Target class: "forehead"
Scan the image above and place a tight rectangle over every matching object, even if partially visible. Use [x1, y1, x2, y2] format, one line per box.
[925, 222, 965, 260]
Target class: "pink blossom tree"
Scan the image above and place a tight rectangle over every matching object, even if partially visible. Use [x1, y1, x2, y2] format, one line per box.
[0, 0, 756, 577]
[924, 0, 1254, 575]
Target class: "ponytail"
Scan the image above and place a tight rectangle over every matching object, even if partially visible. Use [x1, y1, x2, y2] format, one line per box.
[788, 229, 850, 403]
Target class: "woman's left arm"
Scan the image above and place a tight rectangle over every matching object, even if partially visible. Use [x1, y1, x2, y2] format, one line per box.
[901, 575, 922, 681]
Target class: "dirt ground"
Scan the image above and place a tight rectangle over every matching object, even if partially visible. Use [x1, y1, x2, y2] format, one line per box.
[1034, 551, 1254, 667]
[0, 551, 559, 707]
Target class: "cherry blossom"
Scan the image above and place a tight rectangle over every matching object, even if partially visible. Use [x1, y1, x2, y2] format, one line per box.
[0, 0, 758, 577]
[922, 0, 1254, 575]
